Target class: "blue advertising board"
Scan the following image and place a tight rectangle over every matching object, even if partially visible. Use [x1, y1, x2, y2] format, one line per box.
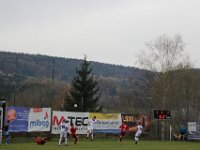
[188, 122, 200, 140]
[6, 107, 29, 132]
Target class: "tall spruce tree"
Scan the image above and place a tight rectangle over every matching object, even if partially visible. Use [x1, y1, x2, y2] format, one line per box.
[63, 57, 101, 112]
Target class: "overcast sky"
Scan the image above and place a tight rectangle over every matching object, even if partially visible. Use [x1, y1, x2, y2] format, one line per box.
[0, 0, 200, 67]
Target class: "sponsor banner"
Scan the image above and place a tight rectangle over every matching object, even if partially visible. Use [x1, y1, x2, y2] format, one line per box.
[28, 108, 51, 132]
[89, 113, 121, 134]
[52, 111, 89, 134]
[6, 107, 29, 132]
[6, 107, 51, 132]
[188, 122, 200, 140]
[121, 113, 150, 132]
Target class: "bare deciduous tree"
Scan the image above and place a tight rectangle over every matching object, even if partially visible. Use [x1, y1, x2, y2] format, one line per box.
[136, 34, 192, 140]
[137, 34, 191, 73]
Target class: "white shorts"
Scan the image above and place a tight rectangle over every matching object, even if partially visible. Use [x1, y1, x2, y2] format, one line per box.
[60, 131, 67, 138]
[87, 126, 94, 133]
[135, 131, 142, 137]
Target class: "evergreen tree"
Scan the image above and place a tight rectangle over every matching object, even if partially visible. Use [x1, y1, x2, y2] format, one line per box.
[63, 57, 101, 112]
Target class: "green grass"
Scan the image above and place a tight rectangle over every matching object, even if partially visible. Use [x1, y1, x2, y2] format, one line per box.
[0, 140, 200, 150]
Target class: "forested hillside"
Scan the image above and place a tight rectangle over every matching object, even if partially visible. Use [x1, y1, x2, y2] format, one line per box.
[0, 51, 148, 81]
[0, 51, 152, 113]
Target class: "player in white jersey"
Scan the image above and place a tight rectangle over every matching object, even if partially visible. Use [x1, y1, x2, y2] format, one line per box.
[87, 116, 98, 141]
[58, 119, 69, 145]
[134, 121, 143, 144]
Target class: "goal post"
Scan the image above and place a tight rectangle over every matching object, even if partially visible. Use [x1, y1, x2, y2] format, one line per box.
[0, 107, 3, 144]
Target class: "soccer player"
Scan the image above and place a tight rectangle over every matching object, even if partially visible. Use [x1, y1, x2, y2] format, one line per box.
[70, 123, 78, 144]
[119, 121, 129, 143]
[3, 120, 10, 144]
[58, 119, 69, 145]
[35, 136, 48, 145]
[134, 121, 143, 144]
[87, 116, 97, 141]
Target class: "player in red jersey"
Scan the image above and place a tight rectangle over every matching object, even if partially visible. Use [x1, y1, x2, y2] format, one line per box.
[35, 136, 48, 145]
[119, 121, 129, 143]
[70, 123, 78, 144]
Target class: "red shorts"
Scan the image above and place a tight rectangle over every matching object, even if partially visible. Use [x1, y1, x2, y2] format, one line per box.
[120, 131, 126, 137]
[72, 134, 77, 139]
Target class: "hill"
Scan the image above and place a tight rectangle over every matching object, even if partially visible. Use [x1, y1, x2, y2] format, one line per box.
[0, 51, 149, 81]
[0, 51, 152, 112]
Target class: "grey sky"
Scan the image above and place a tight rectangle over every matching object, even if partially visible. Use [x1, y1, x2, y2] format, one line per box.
[0, 0, 200, 67]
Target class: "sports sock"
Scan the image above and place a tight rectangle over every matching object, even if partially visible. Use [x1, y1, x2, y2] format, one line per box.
[65, 138, 68, 144]
[59, 138, 62, 145]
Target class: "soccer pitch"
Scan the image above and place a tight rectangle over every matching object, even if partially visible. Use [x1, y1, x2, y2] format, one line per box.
[0, 140, 200, 150]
